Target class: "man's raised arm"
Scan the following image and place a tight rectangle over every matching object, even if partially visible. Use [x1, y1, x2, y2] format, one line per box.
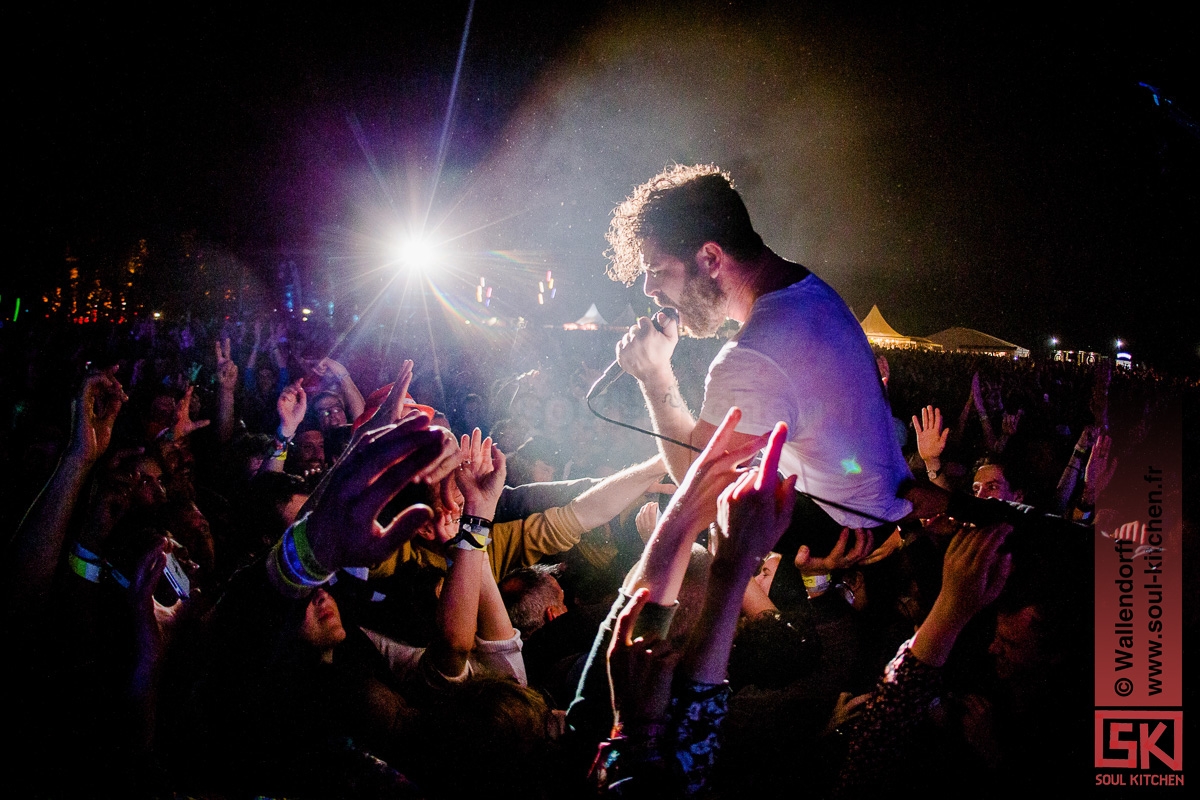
[616, 312, 702, 483]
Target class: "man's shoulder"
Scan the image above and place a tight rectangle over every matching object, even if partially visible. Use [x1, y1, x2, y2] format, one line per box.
[751, 272, 846, 318]
[737, 273, 857, 351]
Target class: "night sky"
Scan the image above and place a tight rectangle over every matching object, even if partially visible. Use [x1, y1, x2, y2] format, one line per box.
[12, 2, 1199, 371]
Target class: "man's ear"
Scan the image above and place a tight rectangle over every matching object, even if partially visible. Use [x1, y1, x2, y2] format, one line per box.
[695, 241, 725, 278]
[545, 603, 568, 623]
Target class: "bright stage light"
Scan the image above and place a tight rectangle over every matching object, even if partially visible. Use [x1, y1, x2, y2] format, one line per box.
[392, 235, 440, 273]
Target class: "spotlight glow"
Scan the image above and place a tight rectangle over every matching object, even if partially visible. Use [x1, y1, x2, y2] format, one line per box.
[392, 235, 440, 274]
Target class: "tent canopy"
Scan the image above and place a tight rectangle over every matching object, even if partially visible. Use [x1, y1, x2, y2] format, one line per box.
[573, 303, 608, 327]
[860, 305, 906, 339]
[859, 305, 940, 350]
[926, 326, 1023, 352]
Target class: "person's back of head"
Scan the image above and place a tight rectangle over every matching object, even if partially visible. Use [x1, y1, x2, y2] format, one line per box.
[500, 564, 568, 639]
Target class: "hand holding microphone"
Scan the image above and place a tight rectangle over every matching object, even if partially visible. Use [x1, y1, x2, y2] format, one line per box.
[589, 308, 679, 399]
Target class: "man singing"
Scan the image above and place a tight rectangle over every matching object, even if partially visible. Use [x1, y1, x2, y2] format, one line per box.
[608, 164, 912, 537]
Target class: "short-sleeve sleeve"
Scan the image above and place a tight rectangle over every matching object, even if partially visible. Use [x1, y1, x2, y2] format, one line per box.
[698, 344, 797, 436]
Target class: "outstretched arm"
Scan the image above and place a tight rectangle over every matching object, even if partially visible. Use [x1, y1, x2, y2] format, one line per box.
[1052, 426, 1094, 514]
[260, 380, 306, 474]
[430, 428, 507, 678]
[264, 414, 455, 598]
[3, 368, 126, 605]
[567, 454, 667, 532]
[215, 338, 238, 444]
[313, 357, 366, 421]
[836, 524, 1012, 796]
[910, 524, 1013, 666]
[912, 405, 952, 490]
[629, 408, 767, 607]
[686, 421, 796, 684]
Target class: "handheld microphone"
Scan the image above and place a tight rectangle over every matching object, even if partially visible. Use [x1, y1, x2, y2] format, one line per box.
[586, 359, 625, 400]
[587, 308, 678, 400]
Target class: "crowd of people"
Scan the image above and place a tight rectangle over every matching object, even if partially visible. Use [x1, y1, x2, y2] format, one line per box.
[0, 298, 1186, 797]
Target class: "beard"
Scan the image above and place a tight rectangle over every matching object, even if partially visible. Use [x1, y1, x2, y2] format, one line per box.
[674, 268, 726, 338]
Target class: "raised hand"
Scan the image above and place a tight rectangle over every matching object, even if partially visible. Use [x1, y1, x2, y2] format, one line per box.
[938, 524, 1013, 624]
[712, 421, 798, 574]
[271, 323, 289, 368]
[607, 587, 682, 726]
[633, 407, 767, 606]
[130, 536, 200, 663]
[912, 405, 949, 463]
[455, 428, 506, 520]
[861, 527, 905, 566]
[1074, 425, 1098, 454]
[169, 385, 210, 441]
[970, 372, 984, 410]
[305, 416, 457, 570]
[345, 359, 456, 487]
[909, 524, 1012, 667]
[214, 338, 238, 443]
[311, 357, 350, 383]
[1082, 433, 1118, 505]
[659, 407, 768, 534]
[277, 380, 307, 439]
[215, 338, 237, 392]
[69, 366, 128, 465]
[1001, 409, 1023, 438]
[352, 360, 414, 445]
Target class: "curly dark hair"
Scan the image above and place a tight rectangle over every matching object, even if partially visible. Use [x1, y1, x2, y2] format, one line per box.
[605, 163, 765, 284]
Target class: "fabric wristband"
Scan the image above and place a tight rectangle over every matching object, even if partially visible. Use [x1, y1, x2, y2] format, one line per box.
[450, 514, 492, 550]
[68, 551, 103, 583]
[269, 545, 311, 595]
[803, 573, 832, 593]
[71, 542, 101, 562]
[271, 514, 334, 591]
[66, 549, 129, 589]
[272, 427, 293, 460]
[286, 518, 335, 586]
[291, 515, 333, 580]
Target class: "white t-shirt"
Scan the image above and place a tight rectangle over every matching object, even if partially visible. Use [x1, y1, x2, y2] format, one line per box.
[698, 274, 912, 528]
